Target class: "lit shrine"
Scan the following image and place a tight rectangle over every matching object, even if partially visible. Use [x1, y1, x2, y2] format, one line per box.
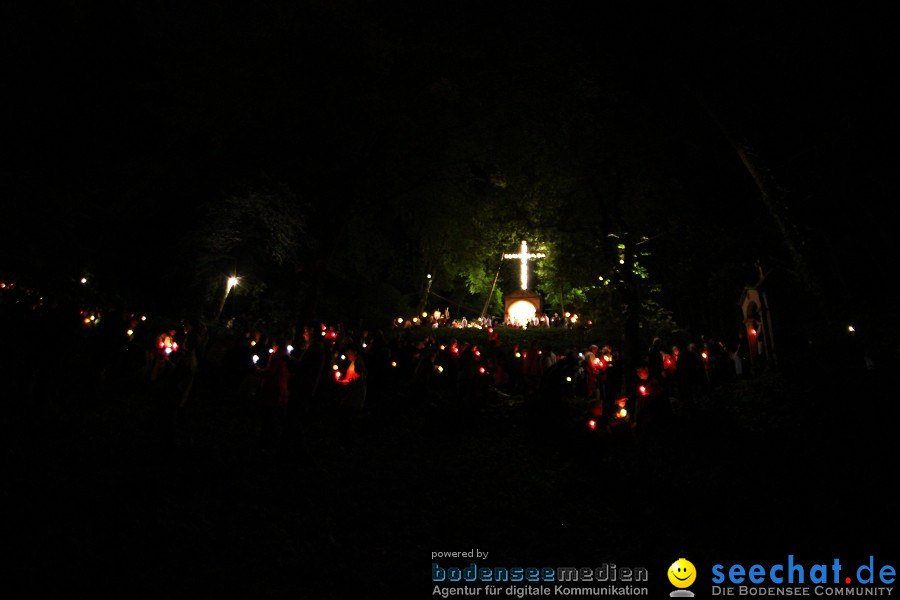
[502, 240, 545, 326]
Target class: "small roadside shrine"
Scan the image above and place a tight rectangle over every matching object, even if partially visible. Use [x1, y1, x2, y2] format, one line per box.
[502, 240, 545, 326]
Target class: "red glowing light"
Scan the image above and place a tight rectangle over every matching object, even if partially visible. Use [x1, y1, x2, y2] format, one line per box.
[588, 420, 597, 430]
[479, 367, 486, 374]
[616, 397, 627, 408]
[339, 369, 360, 385]
[334, 371, 342, 381]
[638, 385, 648, 396]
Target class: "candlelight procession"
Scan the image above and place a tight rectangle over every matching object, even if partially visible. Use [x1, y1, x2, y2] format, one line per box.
[3, 1, 898, 596]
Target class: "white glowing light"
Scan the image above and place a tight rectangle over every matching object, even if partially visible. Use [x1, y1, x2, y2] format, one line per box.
[507, 300, 537, 327]
[141, 315, 147, 321]
[126, 329, 134, 336]
[268, 348, 274, 354]
[287, 345, 294, 354]
[503, 240, 545, 291]
[80, 277, 87, 284]
[227, 276, 239, 289]
[618, 408, 628, 418]
[848, 325, 856, 333]
[426, 274, 432, 279]
[340, 355, 346, 361]
[252, 355, 259, 364]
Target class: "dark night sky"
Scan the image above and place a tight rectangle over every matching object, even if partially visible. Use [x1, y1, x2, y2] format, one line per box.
[3, 2, 898, 325]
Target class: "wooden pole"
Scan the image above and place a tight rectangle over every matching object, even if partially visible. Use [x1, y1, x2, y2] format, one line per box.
[480, 255, 504, 321]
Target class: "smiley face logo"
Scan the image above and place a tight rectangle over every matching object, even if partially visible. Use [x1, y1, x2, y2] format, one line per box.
[668, 558, 696, 588]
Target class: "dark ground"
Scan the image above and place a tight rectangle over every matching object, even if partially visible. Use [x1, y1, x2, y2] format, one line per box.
[3, 365, 896, 598]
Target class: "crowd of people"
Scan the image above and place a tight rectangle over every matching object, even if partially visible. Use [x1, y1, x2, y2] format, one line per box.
[395, 308, 587, 330]
[1, 279, 759, 456]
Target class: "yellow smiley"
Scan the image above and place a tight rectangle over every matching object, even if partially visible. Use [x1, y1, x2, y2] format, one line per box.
[668, 558, 696, 588]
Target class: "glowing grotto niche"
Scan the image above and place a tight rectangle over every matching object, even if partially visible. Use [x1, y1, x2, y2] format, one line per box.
[507, 299, 537, 326]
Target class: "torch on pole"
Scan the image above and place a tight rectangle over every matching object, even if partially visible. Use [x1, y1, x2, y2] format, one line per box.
[419, 273, 433, 315]
[215, 276, 239, 322]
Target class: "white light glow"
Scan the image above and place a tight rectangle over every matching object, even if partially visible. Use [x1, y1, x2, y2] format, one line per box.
[507, 300, 537, 327]
[503, 240, 545, 291]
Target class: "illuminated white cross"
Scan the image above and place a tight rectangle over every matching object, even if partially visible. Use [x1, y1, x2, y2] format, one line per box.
[503, 240, 545, 291]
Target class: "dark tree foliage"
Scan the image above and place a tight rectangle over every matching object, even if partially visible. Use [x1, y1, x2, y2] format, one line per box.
[4, 2, 896, 357]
